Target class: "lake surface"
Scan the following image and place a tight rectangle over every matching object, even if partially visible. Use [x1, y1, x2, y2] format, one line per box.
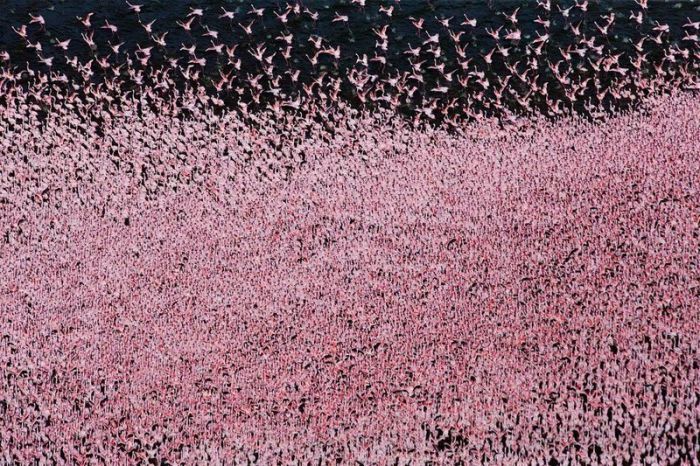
[2, 1, 697, 69]
[1, 0, 698, 116]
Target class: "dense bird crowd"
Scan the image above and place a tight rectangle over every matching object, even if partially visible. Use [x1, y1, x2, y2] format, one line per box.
[0, 0, 698, 121]
[1, 1, 700, 464]
[1, 83, 699, 462]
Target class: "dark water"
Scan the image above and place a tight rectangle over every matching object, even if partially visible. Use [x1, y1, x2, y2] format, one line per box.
[2, 1, 698, 70]
[1, 1, 699, 117]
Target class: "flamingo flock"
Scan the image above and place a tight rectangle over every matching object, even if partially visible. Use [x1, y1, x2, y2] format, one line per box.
[0, 1, 699, 464]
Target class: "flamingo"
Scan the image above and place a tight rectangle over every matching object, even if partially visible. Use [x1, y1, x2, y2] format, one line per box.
[29, 14, 46, 28]
[55, 39, 72, 51]
[379, 5, 394, 18]
[140, 19, 156, 34]
[249, 5, 265, 17]
[332, 13, 349, 23]
[177, 16, 196, 32]
[126, 2, 143, 14]
[188, 7, 204, 17]
[219, 8, 235, 20]
[77, 12, 94, 28]
[683, 18, 700, 30]
[101, 20, 118, 35]
[462, 16, 477, 28]
[409, 17, 425, 31]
